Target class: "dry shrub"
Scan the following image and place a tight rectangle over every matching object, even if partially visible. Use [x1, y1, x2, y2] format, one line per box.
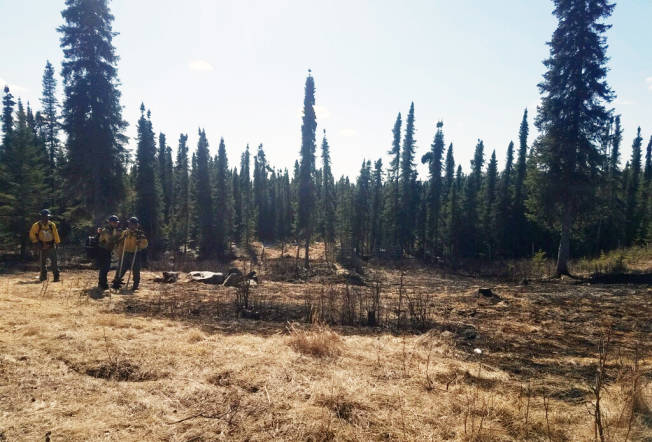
[186, 329, 205, 343]
[315, 391, 364, 422]
[287, 322, 343, 359]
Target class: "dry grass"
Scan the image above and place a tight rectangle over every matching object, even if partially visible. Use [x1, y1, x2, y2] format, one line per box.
[0, 249, 651, 441]
[287, 322, 344, 359]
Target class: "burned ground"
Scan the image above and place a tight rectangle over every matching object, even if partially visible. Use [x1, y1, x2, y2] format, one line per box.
[0, 251, 650, 441]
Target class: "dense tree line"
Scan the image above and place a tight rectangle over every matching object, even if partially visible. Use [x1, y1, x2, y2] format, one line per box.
[1, 0, 650, 272]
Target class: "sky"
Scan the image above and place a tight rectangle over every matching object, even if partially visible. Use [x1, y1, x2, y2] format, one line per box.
[1, 0, 651, 179]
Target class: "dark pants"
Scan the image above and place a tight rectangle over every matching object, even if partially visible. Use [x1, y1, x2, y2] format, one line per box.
[113, 252, 141, 288]
[39, 247, 59, 281]
[96, 248, 112, 288]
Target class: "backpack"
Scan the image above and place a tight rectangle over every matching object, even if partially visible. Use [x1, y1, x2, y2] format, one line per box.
[37, 222, 54, 243]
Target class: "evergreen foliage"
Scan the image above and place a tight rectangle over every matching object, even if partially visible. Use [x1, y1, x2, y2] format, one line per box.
[297, 72, 317, 266]
[58, 0, 128, 221]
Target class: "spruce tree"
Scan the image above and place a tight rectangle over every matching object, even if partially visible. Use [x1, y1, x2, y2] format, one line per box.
[253, 144, 270, 241]
[276, 169, 293, 255]
[320, 131, 336, 259]
[399, 102, 416, 253]
[194, 129, 214, 258]
[624, 127, 642, 244]
[443, 143, 455, 202]
[239, 145, 254, 247]
[173, 133, 190, 254]
[461, 140, 484, 257]
[482, 150, 498, 258]
[158, 133, 173, 224]
[422, 121, 444, 254]
[513, 109, 529, 256]
[58, 0, 128, 221]
[639, 136, 652, 240]
[370, 159, 384, 255]
[0, 100, 48, 256]
[2, 86, 15, 148]
[384, 113, 402, 249]
[232, 167, 241, 244]
[40, 61, 60, 172]
[214, 137, 231, 257]
[134, 105, 162, 256]
[353, 160, 372, 255]
[496, 141, 514, 256]
[297, 71, 317, 266]
[530, 0, 615, 275]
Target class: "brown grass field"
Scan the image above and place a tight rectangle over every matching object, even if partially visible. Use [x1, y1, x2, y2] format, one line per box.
[0, 245, 651, 441]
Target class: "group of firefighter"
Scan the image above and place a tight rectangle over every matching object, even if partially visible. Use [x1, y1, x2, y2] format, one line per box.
[29, 210, 148, 291]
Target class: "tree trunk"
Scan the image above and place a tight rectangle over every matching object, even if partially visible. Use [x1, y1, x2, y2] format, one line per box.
[304, 236, 310, 268]
[556, 209, 572, 276]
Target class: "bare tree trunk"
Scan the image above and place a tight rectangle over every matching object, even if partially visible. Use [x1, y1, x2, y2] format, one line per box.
[304, 237, 310, 268]
[556, 208, 572, 276]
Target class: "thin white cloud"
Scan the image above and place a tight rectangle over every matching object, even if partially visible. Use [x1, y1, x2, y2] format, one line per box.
[339, 128, 358, 137]
[0, 77, 29, 94]
[646, 77, 652, 91]
[188, 59, 214, 72]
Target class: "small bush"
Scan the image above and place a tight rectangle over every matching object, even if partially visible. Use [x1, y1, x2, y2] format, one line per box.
[287, 322, 343, 359]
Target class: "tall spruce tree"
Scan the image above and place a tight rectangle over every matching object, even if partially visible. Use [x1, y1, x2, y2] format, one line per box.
[370, 159, 384, 255]
[353, 160, 372, 255]
[297, 71, 317, 266]
[624, 127, 642, 244]
[2, 86, 16, 148]
[239, 145, 254, 247]
[443, 143, 455, 202]
[399, 102, 416, 253]
[496, 141, 514, 256]
[134, 105, 162, 256]
[422, 121, 444, 254]
[40, 61, 60, 171]
[173, 133, 190, 253]
[214, 137, 231, 257]
[529, 0, 615, 275]
[194, 129, 214, 258]
[320, 131, 336, 258]
[513, 109, 529, 256]
[461, 140, 485, 257]
[482, 150, 498, 258]
[640, 136, 652, 240]
[385, 113, 402, 249]
[158, 133, 173, 224]
[58, 0, 128, 221]
[253, 144, 271, 242]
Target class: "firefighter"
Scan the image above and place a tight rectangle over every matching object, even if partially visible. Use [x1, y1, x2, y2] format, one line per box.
[29, 209, 61, 282]
[96, 215, 122, 290]
[111, 217, 148, 291]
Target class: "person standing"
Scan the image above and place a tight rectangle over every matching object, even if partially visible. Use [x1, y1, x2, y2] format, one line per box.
[112, 217, 148, 291]
[29, 209, 61, 282]
[96, 215, 122, 290]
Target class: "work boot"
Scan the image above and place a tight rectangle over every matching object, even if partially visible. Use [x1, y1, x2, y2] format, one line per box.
[111, 280, 121, 290]
[131, 284, 139, 291]
[53, 274, 60, 282]
[39, 273, 47, 282]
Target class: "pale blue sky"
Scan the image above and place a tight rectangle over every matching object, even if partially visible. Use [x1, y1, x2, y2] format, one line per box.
[1, 0, 651, 178]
